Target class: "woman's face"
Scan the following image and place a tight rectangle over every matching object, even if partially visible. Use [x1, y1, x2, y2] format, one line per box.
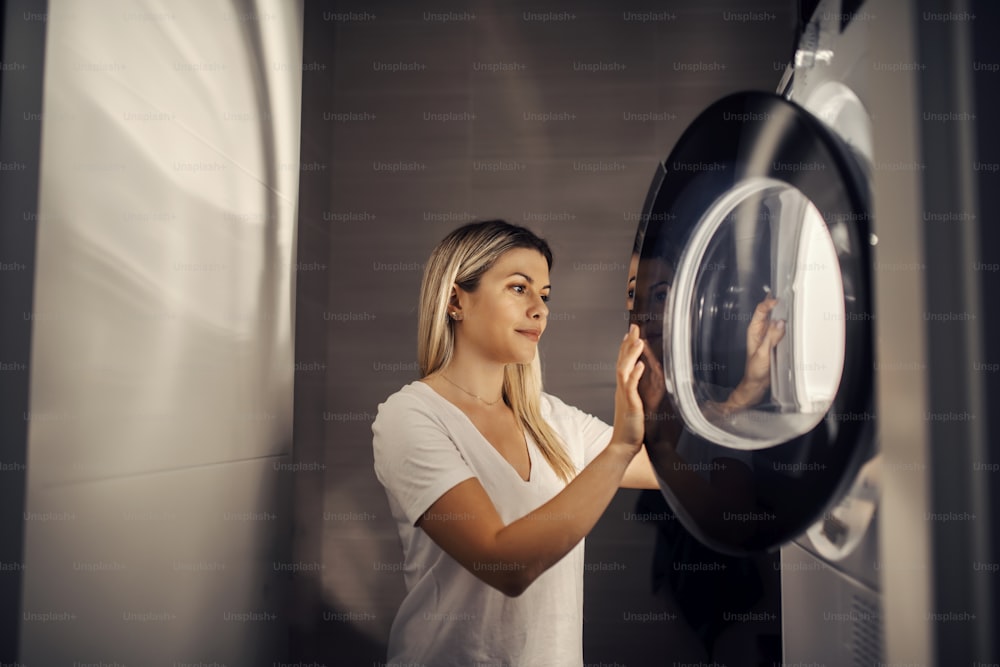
[629, 252, 672, 353]
[452, 247, 551, 366]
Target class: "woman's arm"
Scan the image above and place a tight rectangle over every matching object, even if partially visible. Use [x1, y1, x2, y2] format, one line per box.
[418, 440, 636, 596]
[417, 324, 647, 597]
[620, 445, 659, 489]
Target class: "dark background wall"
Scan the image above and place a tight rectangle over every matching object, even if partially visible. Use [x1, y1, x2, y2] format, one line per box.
[293, 1, 803, 664]
[0, 0, 46, 659]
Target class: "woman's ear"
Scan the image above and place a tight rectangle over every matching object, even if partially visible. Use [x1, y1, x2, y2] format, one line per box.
[448, 284, 464, 320]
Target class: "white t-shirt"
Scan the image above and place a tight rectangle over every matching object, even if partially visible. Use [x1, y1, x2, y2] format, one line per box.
[371, 380, 614, 667]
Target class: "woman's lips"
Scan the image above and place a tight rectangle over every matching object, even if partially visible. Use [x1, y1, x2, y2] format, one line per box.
[516, 329, 541, 342]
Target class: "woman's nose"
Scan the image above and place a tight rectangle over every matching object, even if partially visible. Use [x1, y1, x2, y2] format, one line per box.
[530, 296, 548, 319]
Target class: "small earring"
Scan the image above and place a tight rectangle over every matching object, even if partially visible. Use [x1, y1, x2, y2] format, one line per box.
[449, 311, 460, 320]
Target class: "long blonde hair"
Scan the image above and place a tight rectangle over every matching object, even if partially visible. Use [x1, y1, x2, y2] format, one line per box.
[417, 220, 577, 483]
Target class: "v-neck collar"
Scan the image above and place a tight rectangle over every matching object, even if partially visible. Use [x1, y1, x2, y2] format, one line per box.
[411, 381, 534, 484]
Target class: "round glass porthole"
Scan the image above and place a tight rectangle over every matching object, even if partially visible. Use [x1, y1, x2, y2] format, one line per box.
[665, 177, 846, 450]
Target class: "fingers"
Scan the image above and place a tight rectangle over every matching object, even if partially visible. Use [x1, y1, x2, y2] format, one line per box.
[751, 299, 778, 327]
[621, 322, 641, 342]
[640, 340, 663, 380]
[766, 319, 786, 347]
[746, 299, 774, 341]
[618, 324, 644, 373]
[627, 358, 645, 394]
[747, 298, 780, 348]
[625, 330, 645, 385]
[749, 319, 785, 370]
[617, 325, 646, 411]
[754, 297, 779, 316]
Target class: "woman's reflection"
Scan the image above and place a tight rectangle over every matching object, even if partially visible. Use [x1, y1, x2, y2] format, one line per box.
[630, 246, 750, 541]
[627, 231, 782, 659]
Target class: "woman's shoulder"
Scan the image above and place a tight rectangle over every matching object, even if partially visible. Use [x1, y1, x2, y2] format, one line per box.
[538, 390, 578, 420]
[372, 382, 454, 455]
[539, 390, 610, 428]
[375, 380, 466, 429]
[374, 380, 449, 424]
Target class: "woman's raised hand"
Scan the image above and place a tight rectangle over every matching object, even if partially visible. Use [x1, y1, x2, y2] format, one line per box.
[611, 324, 646, 455]
[726, 297, 786, 411]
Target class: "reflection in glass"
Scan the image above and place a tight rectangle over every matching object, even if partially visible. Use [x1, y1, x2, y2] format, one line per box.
[669, 179, 846, 449]
[626, 92, 875, 554]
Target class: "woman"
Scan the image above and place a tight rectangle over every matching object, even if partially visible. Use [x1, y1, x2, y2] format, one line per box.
[372, 219, 659, 666]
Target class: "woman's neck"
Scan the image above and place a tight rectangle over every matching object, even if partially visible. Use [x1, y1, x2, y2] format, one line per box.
[433, 355, 505, 406]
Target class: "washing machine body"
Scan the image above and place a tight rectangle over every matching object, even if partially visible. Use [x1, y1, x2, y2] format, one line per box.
[629, 0, 882, 662]
[778, 2, 883, 663]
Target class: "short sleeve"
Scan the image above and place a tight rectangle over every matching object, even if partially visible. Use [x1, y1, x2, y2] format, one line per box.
[541, 393, 614, 469]
[372, 390, 477, 526]
[575, 405, 614, 468]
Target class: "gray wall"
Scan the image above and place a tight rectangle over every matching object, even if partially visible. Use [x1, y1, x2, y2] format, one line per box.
[295, 1, 798, 664]
[17, 1, 304, 664]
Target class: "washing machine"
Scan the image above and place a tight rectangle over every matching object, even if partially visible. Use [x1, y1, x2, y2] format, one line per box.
[629, 0, 882, 663]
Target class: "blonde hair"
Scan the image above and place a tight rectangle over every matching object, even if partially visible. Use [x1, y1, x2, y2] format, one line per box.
[417, 220, 577, 483]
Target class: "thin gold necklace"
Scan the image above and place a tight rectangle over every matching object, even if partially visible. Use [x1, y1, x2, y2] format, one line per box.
[440, 373, 503, 406]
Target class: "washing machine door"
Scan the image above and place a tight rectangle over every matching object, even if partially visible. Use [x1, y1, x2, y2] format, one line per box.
[631, 91, 874, 555]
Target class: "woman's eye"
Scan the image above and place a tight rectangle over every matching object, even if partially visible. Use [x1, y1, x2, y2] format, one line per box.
[512, 285, 549, 303]
[627, 288, 635, 300]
